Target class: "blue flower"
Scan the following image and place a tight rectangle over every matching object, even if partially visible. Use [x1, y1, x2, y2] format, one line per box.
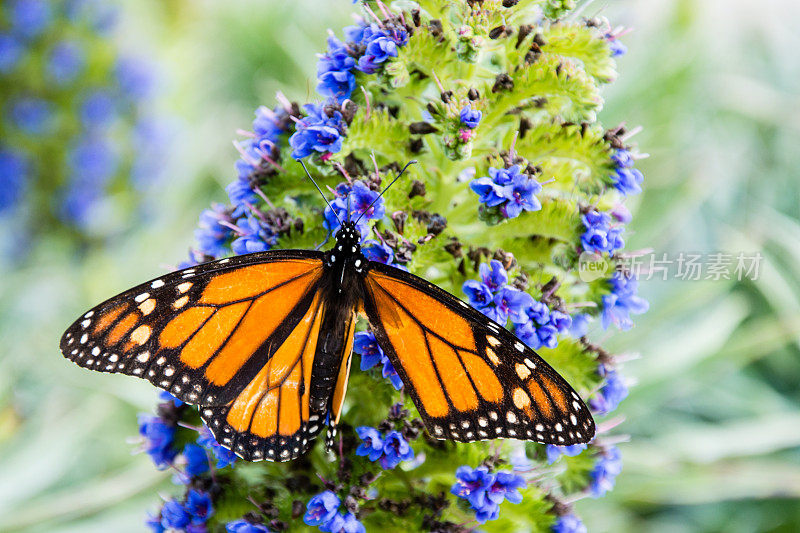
[590, 446, 623, 497]
[569, 313, 590, 337]
[381, 358, 404, 391]
[489, 165, 522, 186]
[0, 34, 23, 73]
[545, 443, 587, 464]
[226, 519, 272, 533]
[355, 426, 384, 461]
[10, 0, 52, 39]
[9, 98, 53, 135]
[493, 287, 529, 325]
[549, 310, 572, 331]
[552, 513, 588, 533]
[47, 40, 85, 84]
[195, 204, 233, 258]
[480, 259, 508, 291]
[317, 36, 357, 102]
[487, 471, 526, 505]
[145, 512, 165, 533]
[581, 210, 624, 256]
[65, 0, 119, 33]
[304, 491, 340, 529]
[160, 500, 190, 530]
[601, 271, 648, 330]
[469, 177, 506, 207]
[80, 90, 117, 129]
[67, 136, 118, 185]
[226, 178, 260, 214]
[354, 23, 407, 74]
[525, 300, 550, 325]
[355, 331, 383, 371]
[451, 465, 494, 510]
[462, 280, 494, 310]
[339, 512, 366, 533]
[290, 102, 345, 159]
[459, 105, 482, 129]
[607, 36, 627, 57]
[197, 426, 238, 469]
[186, 489, 214, 524]
[0, 148, 28, 212]
[612, 167, 643, 196]
[159, 390, 183, 407]
[590, 366, 628, 415]
[380, 430, 414, 469]
[323, 181, 383, 237]
[361, 239, 394, 264]
[501, 174, 542, 218]
[231, 216, 277, 255]
[182, 443, 210, 477]
[137, 414, 177, 469]
[115, 55, 156, 101]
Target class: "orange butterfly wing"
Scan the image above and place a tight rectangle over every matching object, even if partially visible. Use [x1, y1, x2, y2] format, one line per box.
[362, 264, 595, 445]
[60, 251, 335, 460]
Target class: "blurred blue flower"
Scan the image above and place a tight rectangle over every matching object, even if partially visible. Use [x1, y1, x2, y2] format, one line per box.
[352, 23, 407, 74]
[569, 313, 590, 337]
[501, 174, 542, 218]
[463, 280, 494, 310]
[252, 105, 287, 144]
[186, 489, 214, 524]
[160, 499, 191, 530]
[459, 105, 482, 129]
[607, 36, 627, 57]
[0, 148, 28, 212]
[159, 390, 183, 407]
[182, 443, 210, 477]
[581, 210, 624, 256]
[601, 271, 648, 330]
[356, 426, 384, 461]
[480, 259, 508, 291]
[487, 471, 525, 505]
[0, 34, 23, 73]
[545, 443, 587, 464]
[489, 165, 522, 186]
[10, 0, 52, 39]
[145, 512, 165, 533]
[197, 426, 238, 469]
[138, 414, 177, 469]
[304, 490, 340, 529]
[381, 358, 403, 391]
[67, 136, 118, 185]
[65, 0, 119, 33]
[226, 178, 260, 215]
[451, 465, 494, 510]
[469, 177, 506, 207]
[226, 519, 272, 533]
[317, 36, 357, 102]
[590, 446, 623, 497]
[9, 98, 53, 135]
[611, 150, 643, 196]
[552, 513, 587, 533]
[115, 55, 156, 101]
[380, 430, 414, 469]
[590, 366, 628, 415]
[362, 239, 394, 264]
[80, 90, 117, 129]
[339, 512, 366, 533]
[355, 331, 383, 371]
[290, 102, 345, 159]
[452, 466, 517, 523]
[47, 40, 85, 84]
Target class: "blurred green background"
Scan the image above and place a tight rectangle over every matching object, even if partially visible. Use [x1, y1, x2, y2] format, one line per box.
[1, 0, 799, 531]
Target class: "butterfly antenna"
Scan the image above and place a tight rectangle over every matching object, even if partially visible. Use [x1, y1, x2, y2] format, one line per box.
[355, 160, 417, 225]
[347, 193, 352, 223]
[300, 160, 342, 225]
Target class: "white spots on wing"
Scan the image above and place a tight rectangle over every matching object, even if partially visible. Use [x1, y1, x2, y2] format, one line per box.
[133, 368, 143, 375]
[535, 424, 544, 431]
[478, 417, 488, 427]
[570, 414, 577, 425]
[130, 325, 151, 346]
[134, 292, 150, 303]
[508, 428, 516, 436]
[80, 333, 88, 344]
[506, 411, 518, 424]
[155, 356, 166, 365]
[151, 280, 165, 289]
[108, 354, 118, 362]
[354, 259, 362, 268]
[515, 363, 531, 380]
[182, 269, 196, 278]
[461, 420, 470, 429]
[458, 300, 469, 308]
[433, 425, 443, 436]
[181, 375, 190, 384]
[495, 427, 503, 434]
[81, 319, 91, 328]
[177, 282, 193, 294]
[138, 298, 156, 315]
[91, 346, 101, 356]
[486, 347, 500, 366]
[219, 258, 230, 264]
[280, 450, 289, 458]
[513, 388, 531, 409]
[164, 366, 175, 377]
[84, 311, 94, 318]
[514, 341, 524, 352]
[524, 358, 536, 369]
[136, 351, 151, 363]
[173, 295, 189, 309]
[554, 423, 563, 432]
[489, 411, 498, 421]
[478, 430, 488, 437]
[486, 336, 500, 347]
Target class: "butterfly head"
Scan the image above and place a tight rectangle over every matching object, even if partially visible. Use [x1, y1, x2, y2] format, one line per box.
[334, 221, 360, 250]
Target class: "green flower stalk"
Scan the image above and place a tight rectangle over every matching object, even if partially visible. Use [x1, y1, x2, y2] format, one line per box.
[138, 2, 646, 531]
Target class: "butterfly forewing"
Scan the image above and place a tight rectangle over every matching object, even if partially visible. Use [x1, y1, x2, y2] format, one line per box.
[361, 264, 595, 445]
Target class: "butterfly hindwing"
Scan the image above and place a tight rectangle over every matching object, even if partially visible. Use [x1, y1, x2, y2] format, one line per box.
[362, 263, 595, 445]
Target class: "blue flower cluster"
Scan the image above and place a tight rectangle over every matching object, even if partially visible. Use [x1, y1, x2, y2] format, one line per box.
[356, 426, 414, 469]
[197, 425, 238, 469]
[459, 105, 482, 129]
[606, 34, 628, 58]
[304, 490, 365, 533]
[469, 165, 543, 219]
[601, 270, 648, 330]
[148, 490, 214, 533]
[316, 20, 409, 102]
[552, 513, 588, 533]
[322, 180, 385, 238]
[225, 519, 272, 533]
[545, 443, 587, 464]
[290, 103, 346, 160]
[451, 466, 526, 523]
[462, 260, 572, 350]
[138, 414, 178, 470]
[589, 364, 629, 415]
[0, 149, 27, 213]
[194, 204, 234, 258]
[610, 149, 643, 196]
[580, 210, 624, 256]
[354, 330, 403, 390]
[590, 446, 623, 497]
[1, 0, 165, 229]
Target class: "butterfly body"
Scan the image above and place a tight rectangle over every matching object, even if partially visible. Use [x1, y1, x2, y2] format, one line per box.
[61, 221, 595, 462]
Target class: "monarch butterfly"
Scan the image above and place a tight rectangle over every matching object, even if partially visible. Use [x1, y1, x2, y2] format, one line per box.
[59, 163, 595, 462]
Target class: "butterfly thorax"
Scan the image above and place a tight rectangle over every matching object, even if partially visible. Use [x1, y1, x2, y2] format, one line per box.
[323, 222, 368, 294]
